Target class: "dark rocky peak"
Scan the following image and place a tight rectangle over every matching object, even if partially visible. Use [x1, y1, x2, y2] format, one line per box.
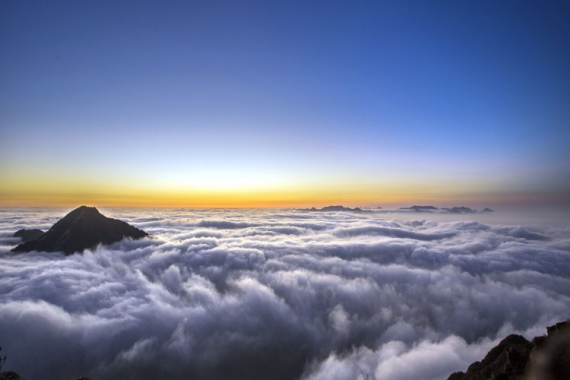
[481, 208, 494, 213]
[13, 229, 44, 243]
[12, 206, 147, 255]
[68, 205, 101, 216]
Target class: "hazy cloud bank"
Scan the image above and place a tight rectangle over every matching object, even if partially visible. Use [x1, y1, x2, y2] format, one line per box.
[0, 208, 569, 379]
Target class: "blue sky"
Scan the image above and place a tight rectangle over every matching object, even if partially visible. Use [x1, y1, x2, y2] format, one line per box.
[1, 1, 569, 206]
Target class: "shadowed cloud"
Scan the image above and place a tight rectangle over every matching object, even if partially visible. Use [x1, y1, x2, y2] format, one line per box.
[0, 208, 569, 380]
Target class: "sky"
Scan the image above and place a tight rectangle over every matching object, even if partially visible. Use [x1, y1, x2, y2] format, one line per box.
[1, 0, 569, 208]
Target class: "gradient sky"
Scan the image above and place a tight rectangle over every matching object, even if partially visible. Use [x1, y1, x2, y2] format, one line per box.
[1, 1, 569, 207]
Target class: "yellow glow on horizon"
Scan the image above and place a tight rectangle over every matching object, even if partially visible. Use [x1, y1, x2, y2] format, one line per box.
[2, 165, 547, 208]
[0, 177, 513, 208]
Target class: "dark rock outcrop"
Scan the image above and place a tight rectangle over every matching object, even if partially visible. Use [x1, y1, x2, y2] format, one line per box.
[0, 371, 25, 380]
[0, 372, 94, 380]
[449, 334, 533, 380]
[528, 321, 570, 380]
[12, 206, 148, 255]
[0, 373, 90, 380]
[13, 229, 44, 243]
[481, 208, 494, 213]
[448, 320, 570, 380]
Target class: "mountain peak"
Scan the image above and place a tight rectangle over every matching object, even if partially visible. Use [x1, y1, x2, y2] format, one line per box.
[69, 205, 101, 215]
[12, 206, 147, 255]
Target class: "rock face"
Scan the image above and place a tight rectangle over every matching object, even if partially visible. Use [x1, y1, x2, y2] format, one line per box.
[13, 229, 44, 243]
[448, 320, 570, 380]
[0, 372, 25, 380]
[12, 206, 148, 255]
[0, 373, 90, 380]
[448, 334, 533, 380]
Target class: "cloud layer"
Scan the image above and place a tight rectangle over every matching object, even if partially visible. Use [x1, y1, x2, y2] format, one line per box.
[0, 208, 569, 380]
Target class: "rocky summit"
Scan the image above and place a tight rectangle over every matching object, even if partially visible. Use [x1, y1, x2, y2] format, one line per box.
[12, 206, 148, 255]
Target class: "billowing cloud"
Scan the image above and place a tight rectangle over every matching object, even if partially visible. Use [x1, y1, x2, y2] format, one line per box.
[0, 208, 569, 379]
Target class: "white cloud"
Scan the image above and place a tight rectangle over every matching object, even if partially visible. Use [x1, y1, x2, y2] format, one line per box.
[0, 208, 568, 379]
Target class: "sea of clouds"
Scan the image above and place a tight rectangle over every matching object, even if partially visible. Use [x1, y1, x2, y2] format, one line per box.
[0, 208, 569, 380]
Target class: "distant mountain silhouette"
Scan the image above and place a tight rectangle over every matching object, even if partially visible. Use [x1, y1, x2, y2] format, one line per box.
[399, 205, 439, 212]
[13, 229, 44, 243]
[12, 206, 147, 255]
[399, 206, 483, 214]
[481, 207, 494, 213]
[442, 206, 478, 214]
[303, 205, 363, 212]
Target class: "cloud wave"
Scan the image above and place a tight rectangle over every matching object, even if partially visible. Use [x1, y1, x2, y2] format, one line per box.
[0, 208, 569, 380]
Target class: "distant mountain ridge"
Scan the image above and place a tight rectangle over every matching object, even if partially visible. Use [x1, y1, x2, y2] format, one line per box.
[400, 205, 438, 210]
[399, 205, 493, 214]
[12, 206, 148, 255]
[302, 205, 363, 212]
[300, 205, 495, 213]
[442, 206, 478, 214]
